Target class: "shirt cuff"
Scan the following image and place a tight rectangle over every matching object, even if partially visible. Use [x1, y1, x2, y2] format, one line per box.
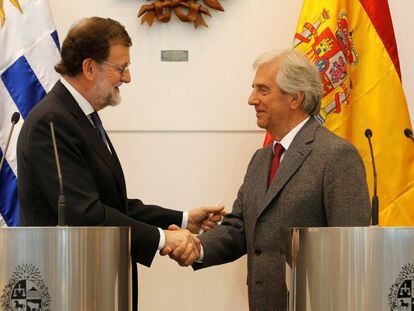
[196, 244, 204, 263]
[181, 211, 188, 229]
[157, 228, 165, 250]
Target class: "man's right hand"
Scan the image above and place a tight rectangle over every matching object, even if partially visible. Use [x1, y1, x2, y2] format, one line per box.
[160, 225, 200, 266]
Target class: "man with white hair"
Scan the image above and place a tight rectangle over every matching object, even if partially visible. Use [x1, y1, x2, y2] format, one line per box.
[187, 49, 371, 310]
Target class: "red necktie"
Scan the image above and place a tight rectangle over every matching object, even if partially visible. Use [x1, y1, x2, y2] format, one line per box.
[268, 143, 284, 187]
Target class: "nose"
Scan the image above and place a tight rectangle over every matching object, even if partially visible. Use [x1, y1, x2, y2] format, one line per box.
[248, 89, 259, 106]
[121, 69, 131, 83]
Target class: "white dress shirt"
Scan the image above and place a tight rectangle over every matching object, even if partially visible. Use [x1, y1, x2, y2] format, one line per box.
[272, 116, 310, 159]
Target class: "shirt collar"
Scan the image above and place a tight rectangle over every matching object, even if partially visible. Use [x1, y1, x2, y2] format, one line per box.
[272, 116, 310, 153]
[60, 78, 95, 116]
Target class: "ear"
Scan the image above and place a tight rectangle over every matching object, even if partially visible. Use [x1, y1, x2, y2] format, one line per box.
[82, 58, 95, 82]
[290, 91, 305, 110]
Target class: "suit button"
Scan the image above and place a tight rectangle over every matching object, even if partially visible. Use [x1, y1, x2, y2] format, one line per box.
[255, 248, 262, 255]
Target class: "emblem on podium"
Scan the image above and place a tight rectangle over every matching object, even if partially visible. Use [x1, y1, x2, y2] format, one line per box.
[1, 264, 51, 311]
[389, 263, 414, 310]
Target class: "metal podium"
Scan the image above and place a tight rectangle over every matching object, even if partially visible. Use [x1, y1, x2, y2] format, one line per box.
[0, 227, 131, 311]
[287, 227, 414, 311]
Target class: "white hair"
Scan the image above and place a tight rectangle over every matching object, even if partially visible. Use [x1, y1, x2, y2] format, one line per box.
[253, 49, 323, 115]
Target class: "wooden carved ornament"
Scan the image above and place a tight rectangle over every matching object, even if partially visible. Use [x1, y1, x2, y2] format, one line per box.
[138, 0, 225, 28]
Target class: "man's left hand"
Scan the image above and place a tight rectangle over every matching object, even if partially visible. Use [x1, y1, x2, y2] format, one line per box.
[187, 205, 226, 234]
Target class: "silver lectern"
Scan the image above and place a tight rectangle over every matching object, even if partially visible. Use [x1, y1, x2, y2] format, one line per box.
[0, 227, 131, 310]
[287, 227, 414, 311]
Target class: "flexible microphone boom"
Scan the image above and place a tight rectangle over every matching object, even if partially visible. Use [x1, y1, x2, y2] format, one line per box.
[47, 113, 67, 226]
[404, 128, 414, 142]
[0, 112, 21, 172]
[364, 129, 379, 225]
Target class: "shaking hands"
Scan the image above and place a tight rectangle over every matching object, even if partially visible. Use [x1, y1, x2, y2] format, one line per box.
[161, 225, 200, 266]
[160, 204, 226, 266]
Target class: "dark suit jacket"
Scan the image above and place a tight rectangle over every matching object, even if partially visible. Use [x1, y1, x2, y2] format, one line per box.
[17, 81, 183, 309]
[194, 117, 371, 310]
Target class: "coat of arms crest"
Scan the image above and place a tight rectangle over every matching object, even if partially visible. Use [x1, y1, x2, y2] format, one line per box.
[294, 9, 358, 123]
[1, 264, 51, 311]
[389, 263, 414, 310]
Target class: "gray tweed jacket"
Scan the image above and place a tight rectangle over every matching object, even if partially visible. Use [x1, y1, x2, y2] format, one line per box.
[194, 117, 371, 310]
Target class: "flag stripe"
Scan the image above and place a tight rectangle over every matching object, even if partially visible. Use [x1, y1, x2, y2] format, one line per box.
[0, 82, 22, 176]
[1, 56, 46, 119]
[0, 150, 19, 226]
[25, 33, 61, 93]
[358, 0, 401, 79]
[51, 30, 60, 50]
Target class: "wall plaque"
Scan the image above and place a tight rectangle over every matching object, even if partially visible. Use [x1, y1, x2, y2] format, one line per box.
[161, 50, 189, 62]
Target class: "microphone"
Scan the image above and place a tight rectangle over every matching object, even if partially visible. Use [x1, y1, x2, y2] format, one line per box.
[11, 112, 20, 123]
[364, 129, 379, 226]
[0, 112, 21, 172]
[47, 113, 67, 226]
[404, 128, 414, 142]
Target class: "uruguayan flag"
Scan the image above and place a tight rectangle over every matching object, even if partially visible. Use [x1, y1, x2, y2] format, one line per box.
[0, 0, 60, 226]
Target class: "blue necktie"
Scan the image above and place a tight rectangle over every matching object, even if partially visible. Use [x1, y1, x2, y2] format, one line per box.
[90, 111, 111, 153]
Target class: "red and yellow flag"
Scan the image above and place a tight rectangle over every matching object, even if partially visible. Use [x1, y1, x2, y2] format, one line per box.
[265, 0, 414, 225]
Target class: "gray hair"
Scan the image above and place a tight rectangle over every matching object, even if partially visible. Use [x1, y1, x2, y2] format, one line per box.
[253, 49, 323, 115]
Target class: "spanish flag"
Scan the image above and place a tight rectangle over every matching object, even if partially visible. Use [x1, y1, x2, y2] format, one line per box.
[265, 0, 414, 225]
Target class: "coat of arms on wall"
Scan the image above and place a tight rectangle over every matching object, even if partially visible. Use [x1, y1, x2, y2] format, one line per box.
[138, 0, 225, 28]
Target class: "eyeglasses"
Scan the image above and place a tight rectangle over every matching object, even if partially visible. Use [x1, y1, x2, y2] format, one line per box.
[102, 60, 131, 75]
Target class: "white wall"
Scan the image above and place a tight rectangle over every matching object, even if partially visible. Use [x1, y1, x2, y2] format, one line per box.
[48, 1, 414, 310]
[390, 0, 414, 125]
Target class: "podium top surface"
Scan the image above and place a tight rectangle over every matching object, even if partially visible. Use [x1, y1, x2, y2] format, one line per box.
[0, 226, 131, 232]
[291, 226, 414, 230]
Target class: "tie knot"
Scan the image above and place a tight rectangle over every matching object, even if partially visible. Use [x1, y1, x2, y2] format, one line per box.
[273, 143, 284, 157]
[90, 111, 102, 128]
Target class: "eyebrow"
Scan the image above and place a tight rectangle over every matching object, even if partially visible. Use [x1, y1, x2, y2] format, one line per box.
[253, 83, 270, 90]
[117, 61, 130, 68]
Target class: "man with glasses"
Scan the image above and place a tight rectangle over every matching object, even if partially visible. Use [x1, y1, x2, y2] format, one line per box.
[16, 17, 224, 310]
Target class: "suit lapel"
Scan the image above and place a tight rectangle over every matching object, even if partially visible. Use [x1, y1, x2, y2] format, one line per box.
[52, 81, 127, 199]
[255, 146, 273, 214]
[257, 118, 320, 217]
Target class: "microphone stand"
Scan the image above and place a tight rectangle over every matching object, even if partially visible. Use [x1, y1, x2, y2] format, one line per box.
[47, 113, 67, 226]
[364, 129, 378, 226]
